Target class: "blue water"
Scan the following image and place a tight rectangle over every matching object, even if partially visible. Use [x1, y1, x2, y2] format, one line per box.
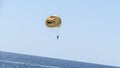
[0, 51, 119, 68]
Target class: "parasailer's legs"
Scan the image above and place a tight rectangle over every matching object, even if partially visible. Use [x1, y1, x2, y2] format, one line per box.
[57, 35, 59, 39]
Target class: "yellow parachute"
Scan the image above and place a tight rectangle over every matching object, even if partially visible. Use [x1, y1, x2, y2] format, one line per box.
[46, 15, 61, 28]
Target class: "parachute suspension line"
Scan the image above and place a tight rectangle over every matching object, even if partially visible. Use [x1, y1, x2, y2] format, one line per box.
[56, 25, 61, 39]
[57, 28, 60, 39]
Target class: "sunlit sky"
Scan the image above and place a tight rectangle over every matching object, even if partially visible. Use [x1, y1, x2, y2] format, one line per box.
[0, 0, 120, 66]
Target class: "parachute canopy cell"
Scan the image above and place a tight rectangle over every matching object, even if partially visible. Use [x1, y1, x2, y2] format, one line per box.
[46, 15, 61, 28]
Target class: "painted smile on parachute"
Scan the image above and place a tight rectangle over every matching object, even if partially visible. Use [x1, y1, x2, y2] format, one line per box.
[47, 21, 53, 24]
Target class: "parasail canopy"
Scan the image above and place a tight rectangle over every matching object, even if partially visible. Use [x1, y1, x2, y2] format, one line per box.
[46, 15, 61, 28]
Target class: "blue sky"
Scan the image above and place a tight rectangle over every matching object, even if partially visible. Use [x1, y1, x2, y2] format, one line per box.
[0, 0, 120, 66]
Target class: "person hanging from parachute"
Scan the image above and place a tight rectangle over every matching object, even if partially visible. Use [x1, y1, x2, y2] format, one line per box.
[45, 15, 62, 39]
